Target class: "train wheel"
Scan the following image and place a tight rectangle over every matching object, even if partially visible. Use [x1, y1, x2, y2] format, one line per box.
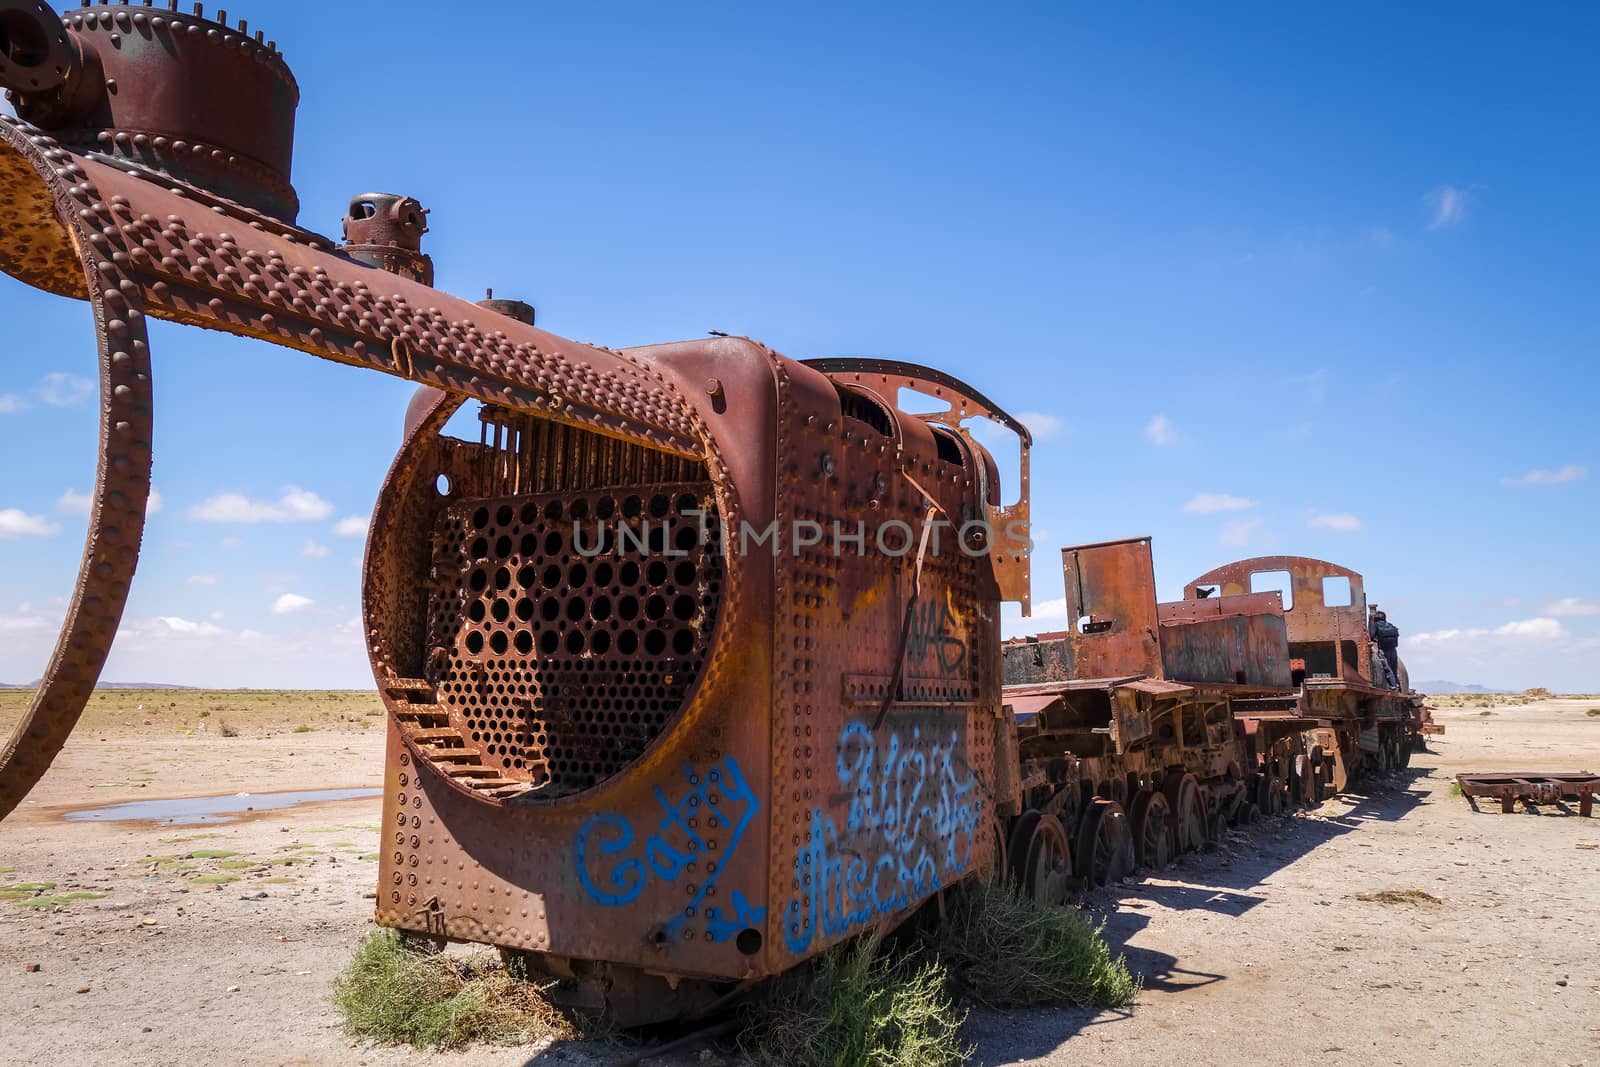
[1308, 746, 1328, 803]
[1129, 790, 1173, 868]
[1291, 754, 1315, 808]
[1254, 773, 1274, 815]
[1022, 815, 1073, 905]
[1261, 775, 1285, 816]
[1074, 799, 1134, 888]
[1394, 736, 1412, 769]
[1207, 811, 1228, 848]
[1240, 802, 1261, 826]
[1163, 772, 1205, 854]
[1006, 810, 1042, 886]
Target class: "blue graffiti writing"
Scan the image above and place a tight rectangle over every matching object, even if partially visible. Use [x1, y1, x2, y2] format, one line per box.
[784, 720, 982, 953]
[575, 757, 766, 941]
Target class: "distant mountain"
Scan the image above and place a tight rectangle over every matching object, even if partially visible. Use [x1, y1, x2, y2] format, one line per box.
[1415, 680, 1506, 694]
[0, 681, 195, 690]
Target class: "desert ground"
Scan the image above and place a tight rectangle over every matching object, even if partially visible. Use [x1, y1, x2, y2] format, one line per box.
[2, 691, 1597, 1066]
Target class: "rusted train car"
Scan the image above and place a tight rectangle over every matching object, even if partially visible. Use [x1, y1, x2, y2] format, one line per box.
[0, 0, 1036, 1024]
[1184, 556, 1429, 795]
[997, 542, 1428, 892]
[1000, 537, 1294, 890]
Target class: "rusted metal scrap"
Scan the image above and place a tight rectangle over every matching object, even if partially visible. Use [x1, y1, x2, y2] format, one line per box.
[1456, 772, 1598, 816]
[0, 1, 1035, 1025]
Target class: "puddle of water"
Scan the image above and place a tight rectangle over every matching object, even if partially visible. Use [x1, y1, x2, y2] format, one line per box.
[64, 788, 383, 825]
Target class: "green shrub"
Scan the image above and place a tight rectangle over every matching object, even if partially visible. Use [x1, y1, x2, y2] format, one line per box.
[332, 929, 574, 1050]
[745, 937, 968, 1067]
[931, 879, 1138, 1009]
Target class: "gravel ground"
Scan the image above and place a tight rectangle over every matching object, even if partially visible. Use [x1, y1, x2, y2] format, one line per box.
[2, 696, 1596, 1066]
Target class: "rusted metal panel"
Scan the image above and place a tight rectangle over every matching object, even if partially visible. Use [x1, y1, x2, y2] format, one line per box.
[1159, 614, 1293, 689]
[1158, 591, 1283, 622]
[1059, 537, 1163, 680]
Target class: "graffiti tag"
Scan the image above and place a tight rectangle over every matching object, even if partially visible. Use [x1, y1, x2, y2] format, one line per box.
[783, 720, 982, 952]
[905, 599, 966, 675]
[574, 757, 766, 942]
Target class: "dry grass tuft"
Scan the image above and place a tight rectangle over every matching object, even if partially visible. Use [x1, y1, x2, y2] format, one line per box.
[930, 878, 1139, 1009]
[744, 937, 968, 1067]
[744, 879, 1136, 1066]
[1356, 888, 1443, 907]
[332, 929, 577, 1050]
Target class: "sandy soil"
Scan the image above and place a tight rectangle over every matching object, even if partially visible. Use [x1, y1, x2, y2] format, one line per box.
[967, 697, 1600, 1066]
[2, 695, 1597, 1066]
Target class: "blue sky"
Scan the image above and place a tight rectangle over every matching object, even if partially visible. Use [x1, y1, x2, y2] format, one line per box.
[2, 1, 1596, 690]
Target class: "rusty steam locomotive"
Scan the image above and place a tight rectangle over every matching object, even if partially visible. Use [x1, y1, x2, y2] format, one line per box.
[0, 1, 1426, 1024]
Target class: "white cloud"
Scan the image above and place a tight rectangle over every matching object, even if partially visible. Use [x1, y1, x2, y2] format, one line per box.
[59, 613, 374, 688]
[1144, 414, 1181, 446]
[0, 508, 60, 539]
[0, 394, 23, 414]
[1544, 597, 1600, 618]
[1220, 517, 1260, 547]
[1184, 493, 1255, 514]
[0, 612, 48, 632]
[1493, 617, 1564, 639]
[146, 488, 164, 515]
[1017, 412, 1067, 442]
[188, 486, 333, 523]
[1502, 465, 1585, 486]
[57, 488, 92, 517]
[1412, 617, 1566, 646]
[1029, 597, 1069, 623]
[332, 515, 368, 537]
[270, 593, 314, 615]
[1297, 368, 1329, 404]
[1425, 185, 1469, 230]
[155, 616, 224, 637]
[302, 539, 331, 559]
[36, 372, 94, 407]
[999, 596, 1070, 640]
[186, 574, 218, 586]
[1308, 512, 1362, 532]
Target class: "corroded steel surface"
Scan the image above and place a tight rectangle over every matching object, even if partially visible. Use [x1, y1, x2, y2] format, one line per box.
[0, 2, 1033, 1020]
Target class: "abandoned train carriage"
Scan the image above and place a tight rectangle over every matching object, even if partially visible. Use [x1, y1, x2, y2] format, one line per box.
[366, 356, 1035, 1019]
[1000, 537, 1296, 888]
[1185, 555, 1427, 791]
[998, 540, 1431, 890]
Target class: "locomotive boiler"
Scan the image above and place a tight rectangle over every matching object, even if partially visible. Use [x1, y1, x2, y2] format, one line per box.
[0, 0, 1035, 1022]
